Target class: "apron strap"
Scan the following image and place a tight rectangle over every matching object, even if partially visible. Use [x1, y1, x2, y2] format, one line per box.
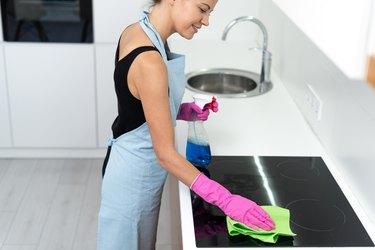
[139, 12, 168, 62]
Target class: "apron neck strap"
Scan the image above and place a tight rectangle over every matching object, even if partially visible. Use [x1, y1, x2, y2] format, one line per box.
[139, 12, 168, 62]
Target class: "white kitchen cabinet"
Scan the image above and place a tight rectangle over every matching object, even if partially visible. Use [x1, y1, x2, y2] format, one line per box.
[5, 43, 97, 148]
[0, 44, 12, 147]
[272, 0, 374, 80]
[93, 0, 148, 43]
[95, 44, 118, 147]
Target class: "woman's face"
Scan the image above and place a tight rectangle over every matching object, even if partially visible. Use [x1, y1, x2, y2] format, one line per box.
[171, 0, 218, 39]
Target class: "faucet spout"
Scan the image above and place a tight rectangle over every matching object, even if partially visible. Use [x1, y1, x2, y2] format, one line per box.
[222, 16, 271, 83]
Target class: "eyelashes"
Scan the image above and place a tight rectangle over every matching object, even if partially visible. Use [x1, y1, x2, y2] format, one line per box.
[199, 7, 207, 13]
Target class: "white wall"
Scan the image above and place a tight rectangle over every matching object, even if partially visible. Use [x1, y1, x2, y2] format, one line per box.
[271, 0, 373, 80]
[259, 0, 375, 224]
[93, 0, 149, 43]
[368, 2, 375, 55]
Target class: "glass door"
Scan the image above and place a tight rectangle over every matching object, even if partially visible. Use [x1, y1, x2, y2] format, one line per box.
[1, 0, 93, 42]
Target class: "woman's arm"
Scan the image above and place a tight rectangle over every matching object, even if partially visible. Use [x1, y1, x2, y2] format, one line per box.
[129, 50, 201, 187]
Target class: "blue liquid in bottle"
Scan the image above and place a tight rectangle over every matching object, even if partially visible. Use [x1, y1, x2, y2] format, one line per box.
[186, 141, 211, 167]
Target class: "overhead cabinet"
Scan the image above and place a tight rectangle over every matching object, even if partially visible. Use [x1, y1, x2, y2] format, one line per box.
[272, 0, 375, 81]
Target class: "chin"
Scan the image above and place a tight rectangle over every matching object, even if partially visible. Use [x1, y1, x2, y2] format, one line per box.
[176, 29, 196, 40]
[180, 33, 195, 40]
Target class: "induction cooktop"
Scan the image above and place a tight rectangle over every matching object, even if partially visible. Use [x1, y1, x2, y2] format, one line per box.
[190, 156, 374, 247]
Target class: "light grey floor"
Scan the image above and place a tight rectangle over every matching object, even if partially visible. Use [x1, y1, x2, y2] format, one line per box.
[0, 159, 102, 250]
[0, 159, 182, 250]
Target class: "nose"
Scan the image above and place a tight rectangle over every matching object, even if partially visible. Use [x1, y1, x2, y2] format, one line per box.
[201, 14, 210, 26]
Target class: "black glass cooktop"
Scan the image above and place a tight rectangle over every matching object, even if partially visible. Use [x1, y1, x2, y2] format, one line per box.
[190, 156, 374, 247]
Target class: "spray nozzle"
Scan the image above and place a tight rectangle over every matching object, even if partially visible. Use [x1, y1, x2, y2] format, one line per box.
[193, 94, 219, 112]
[204, 96, 218, 112]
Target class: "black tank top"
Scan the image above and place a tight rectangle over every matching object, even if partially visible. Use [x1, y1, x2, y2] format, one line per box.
[111, 42, 160, 139]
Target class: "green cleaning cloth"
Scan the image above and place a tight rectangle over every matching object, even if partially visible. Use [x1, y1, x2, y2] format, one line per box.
[226, 205, 296, 243]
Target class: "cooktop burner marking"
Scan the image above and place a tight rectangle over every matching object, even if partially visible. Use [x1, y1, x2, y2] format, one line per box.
[286, 198, 346, 232]
[221, 174, 261, 192]
[276, 160, 320, 181]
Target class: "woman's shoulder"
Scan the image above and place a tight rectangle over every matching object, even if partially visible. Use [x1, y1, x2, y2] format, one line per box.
[119, 23, 165, 76]
[118, 23, 156, 58]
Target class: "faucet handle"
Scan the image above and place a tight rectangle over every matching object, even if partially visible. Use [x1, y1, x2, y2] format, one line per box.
[261, 49, 272, 83]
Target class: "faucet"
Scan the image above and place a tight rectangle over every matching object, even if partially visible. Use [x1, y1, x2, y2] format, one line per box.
[222, 16, 272, 84]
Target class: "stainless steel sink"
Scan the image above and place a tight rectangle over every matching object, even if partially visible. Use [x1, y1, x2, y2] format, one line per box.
[185, 68, 272, 98]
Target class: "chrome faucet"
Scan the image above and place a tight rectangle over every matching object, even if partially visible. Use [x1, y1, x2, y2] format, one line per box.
[222, 16, 272, 84]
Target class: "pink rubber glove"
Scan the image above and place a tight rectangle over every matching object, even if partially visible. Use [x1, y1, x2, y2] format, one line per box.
[176, 102, 209, 121]
[191, 173, 275, 231]
[177, 98, 219, 122]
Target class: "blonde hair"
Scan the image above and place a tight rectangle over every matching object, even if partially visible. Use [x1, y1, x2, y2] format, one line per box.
[150, 0, 162, 6]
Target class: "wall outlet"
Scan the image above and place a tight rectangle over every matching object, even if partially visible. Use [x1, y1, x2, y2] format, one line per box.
[306, 85, 323, 121]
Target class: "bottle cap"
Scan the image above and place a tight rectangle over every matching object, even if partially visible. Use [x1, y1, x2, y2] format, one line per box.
[193, 94, 214, 109]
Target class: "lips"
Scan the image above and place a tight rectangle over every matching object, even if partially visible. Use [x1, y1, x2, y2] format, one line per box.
[192, 25, 201, 33]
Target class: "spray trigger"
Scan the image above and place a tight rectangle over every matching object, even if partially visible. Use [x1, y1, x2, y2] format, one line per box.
[204, 96, 219, 112]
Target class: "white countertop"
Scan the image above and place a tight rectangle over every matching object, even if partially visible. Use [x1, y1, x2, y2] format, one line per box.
[170, 40, 375, 249]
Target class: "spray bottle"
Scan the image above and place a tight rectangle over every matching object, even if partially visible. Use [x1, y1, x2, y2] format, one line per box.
[186, 94, 218, 167]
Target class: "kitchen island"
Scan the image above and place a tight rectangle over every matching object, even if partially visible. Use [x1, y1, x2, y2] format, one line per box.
[170, 40, 375, 249]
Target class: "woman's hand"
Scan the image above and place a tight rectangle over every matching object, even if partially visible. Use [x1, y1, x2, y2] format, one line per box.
[176, 102, 209, 121]
[177, 98, 218, 121]
[191, 173, 275, 231]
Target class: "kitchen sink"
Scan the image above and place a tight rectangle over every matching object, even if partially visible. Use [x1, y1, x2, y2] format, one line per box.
[185, 68, 272, 98]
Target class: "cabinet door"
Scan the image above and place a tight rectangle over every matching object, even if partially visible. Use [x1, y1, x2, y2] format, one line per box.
[93, 0, 147, 43]
[0, 44, 12, 147]
[5, 43, 97, 148]
[272, 0, 373, 80]
[95, 44, 117, 147]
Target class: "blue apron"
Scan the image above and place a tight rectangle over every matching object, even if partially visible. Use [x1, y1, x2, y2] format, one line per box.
[97, 12, 185, 250]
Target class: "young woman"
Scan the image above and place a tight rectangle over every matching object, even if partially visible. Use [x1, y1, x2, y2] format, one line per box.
[97, 0, 275, 249]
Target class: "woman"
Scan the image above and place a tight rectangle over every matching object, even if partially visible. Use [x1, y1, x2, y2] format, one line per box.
[97, 0, 275, 249]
